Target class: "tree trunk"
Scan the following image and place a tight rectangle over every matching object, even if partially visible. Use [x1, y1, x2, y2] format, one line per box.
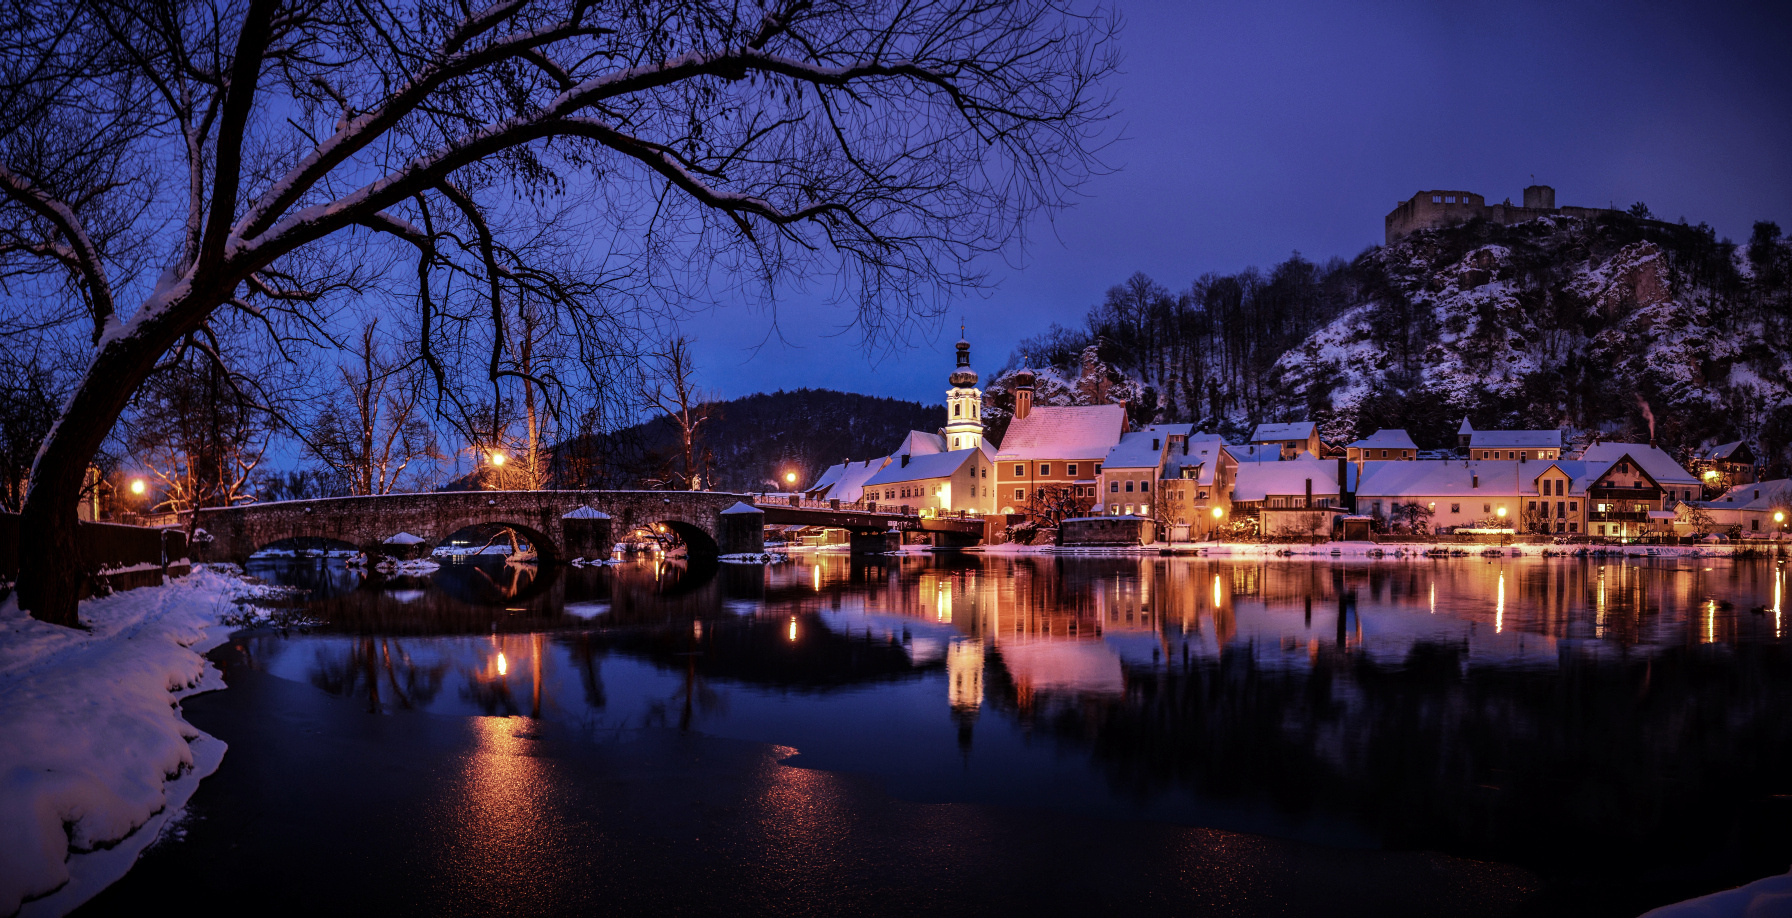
[17, 307, 195, 626]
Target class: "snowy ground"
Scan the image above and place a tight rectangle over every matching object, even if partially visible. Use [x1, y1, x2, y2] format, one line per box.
[1640, 869, 1792, 916]
[0, 567, 273, 916]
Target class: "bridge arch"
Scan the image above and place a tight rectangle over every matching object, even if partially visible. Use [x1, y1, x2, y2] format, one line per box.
[434, 520, 559, 563]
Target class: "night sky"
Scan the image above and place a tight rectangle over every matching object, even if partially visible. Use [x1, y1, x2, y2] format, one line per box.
[683, 0, 1792, 406]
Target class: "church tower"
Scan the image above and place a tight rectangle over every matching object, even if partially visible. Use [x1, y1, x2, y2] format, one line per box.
[943, 338, 984, 451]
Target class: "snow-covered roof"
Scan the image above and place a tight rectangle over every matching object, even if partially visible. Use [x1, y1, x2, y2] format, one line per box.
[1102, 424, 1194, 470]
[1232, 457, 1351, 501]
[1250, 421, 1315, 443]
[1469, 429, 1563, 450]
[1458, 416, 1474, 435]
[895, 429, 946, 457]
[1347, 429, 1418, 451]
[863, 448, 978, 486]
[1578, 442, 1698, 486]
[1699, 440, 1745, 461]
[1165, 433, 1228, 484]
[804, 458, 888, 503]
[1228, 443, 1281, 463]
[1696, 478, 1792, 511]
[995, 404, 1126, 460]
[1356, 459, 1574, 499]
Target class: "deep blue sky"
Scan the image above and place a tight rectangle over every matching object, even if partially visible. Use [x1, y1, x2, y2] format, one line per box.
[686, 0, 1792, 407]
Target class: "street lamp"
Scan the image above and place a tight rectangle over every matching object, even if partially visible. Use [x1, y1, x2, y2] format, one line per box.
[489, 450, 507, 467]
[1497, 506, 1508, 547]
[130, 479, 146, 496]
[1778, 510, 1786, 532]
[785, 471, 798, 486]
[1210, 505, 1224, 541]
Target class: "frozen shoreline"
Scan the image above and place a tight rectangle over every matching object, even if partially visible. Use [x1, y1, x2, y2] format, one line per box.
[0, 567, 270, 916]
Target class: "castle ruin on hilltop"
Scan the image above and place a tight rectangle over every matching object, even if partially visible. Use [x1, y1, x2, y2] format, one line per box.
[1384, 184, 1621, 245]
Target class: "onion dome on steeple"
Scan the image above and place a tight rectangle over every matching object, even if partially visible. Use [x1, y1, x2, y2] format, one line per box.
[949, 339, 979, 387]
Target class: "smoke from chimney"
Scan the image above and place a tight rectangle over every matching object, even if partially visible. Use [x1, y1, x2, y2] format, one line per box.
[1636, 395, 1656, 447]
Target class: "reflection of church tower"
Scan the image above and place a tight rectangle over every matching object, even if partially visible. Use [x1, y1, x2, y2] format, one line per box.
[943, 338, 984, 451]
[947, 639, 984, 752]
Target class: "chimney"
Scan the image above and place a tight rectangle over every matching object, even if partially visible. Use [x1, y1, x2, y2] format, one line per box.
[901, 454, 910, 468]
[1152, 438, 1160, 452]
[1472, 473, 1480, 489]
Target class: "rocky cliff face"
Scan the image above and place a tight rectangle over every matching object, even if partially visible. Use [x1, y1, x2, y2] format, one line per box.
[1273, 215, 1787, 457]
[989, 213, 1792, 471]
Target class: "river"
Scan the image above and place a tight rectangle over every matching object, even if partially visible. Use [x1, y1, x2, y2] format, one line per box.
[78, 551, 1792, 917]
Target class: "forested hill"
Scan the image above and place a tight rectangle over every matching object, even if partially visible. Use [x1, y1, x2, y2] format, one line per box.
[580, 388, 940, 492]
[980, 214, 1792, 476]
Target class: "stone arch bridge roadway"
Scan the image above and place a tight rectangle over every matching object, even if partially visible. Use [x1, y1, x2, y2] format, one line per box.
[194, 491, 984, 563]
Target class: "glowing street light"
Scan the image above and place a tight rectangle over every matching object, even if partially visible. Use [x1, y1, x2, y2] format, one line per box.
[785, 471, 798, 485]
[489, 450, 507, 467]
[129, 479, 146, 496]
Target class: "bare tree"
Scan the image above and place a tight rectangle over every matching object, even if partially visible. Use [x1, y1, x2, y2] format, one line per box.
[646, 334, 716, 490]
[1, 0, 1118, 624]
[124, 349, 274, 512]
[303, 318, 439, 495]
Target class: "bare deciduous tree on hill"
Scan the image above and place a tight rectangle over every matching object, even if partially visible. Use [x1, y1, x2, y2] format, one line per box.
[646, 335, 716, 491]
[0, 0, 1118, 625]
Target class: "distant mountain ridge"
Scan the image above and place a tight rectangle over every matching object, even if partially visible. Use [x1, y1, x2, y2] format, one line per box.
[583, 388, 941, 492]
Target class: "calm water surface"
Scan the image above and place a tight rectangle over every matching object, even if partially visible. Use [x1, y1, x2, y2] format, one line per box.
[82, 552, 1792, 917]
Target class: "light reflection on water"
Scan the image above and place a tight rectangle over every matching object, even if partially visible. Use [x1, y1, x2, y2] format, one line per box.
[241, 553, 1792, 886]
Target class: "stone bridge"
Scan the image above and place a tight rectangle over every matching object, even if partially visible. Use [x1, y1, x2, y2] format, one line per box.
[193, 490, 764, 563]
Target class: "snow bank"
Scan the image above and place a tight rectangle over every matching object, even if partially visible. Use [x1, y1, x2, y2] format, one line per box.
[0, 567, 267, 915]
[719, 552, 790, 564]
[1641, 869, 1792, 917]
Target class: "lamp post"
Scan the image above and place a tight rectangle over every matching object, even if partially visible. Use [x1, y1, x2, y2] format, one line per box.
[1211, 505, 1224, 542]
[1497, 506, 1508, 547]
[1778, 510, 1786, 533]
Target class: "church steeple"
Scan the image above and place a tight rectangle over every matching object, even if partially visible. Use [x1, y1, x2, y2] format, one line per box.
[943, 335, 984, 451]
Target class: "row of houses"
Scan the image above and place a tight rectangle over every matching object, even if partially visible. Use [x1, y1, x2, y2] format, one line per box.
[802, 343, 1790, 541]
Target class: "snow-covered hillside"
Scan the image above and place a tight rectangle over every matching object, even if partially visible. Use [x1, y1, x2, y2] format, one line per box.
[992, 215, 1792, 470]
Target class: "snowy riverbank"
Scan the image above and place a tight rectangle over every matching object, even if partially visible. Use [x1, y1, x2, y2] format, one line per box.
[969, 541, 1764, 560]
[0, 567, 270, 916]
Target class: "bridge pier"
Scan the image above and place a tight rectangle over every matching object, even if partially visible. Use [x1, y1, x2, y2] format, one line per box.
[849, 530, 900, 554]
